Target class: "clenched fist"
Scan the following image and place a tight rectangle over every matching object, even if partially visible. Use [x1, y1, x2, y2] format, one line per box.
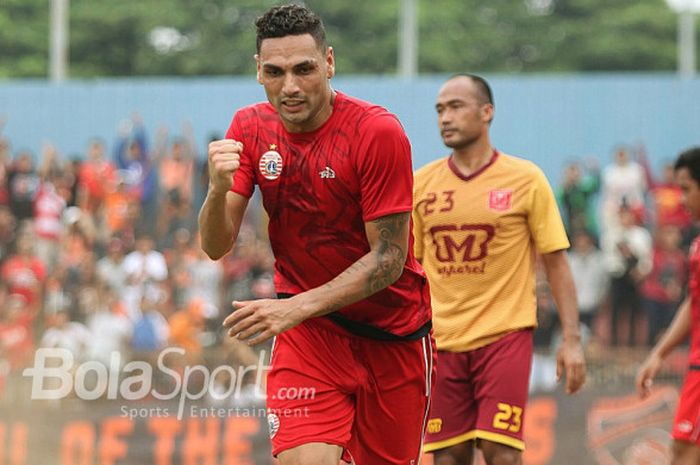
[208, 139, 243, 194]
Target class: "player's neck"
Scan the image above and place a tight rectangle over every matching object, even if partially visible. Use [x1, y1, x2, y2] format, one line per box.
[451, 142, 494, 177]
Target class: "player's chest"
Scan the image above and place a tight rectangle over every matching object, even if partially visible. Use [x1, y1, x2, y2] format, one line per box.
[256, 135, 354, 179]
[416, 184, 526, 229]
[251, 135, 360, 213]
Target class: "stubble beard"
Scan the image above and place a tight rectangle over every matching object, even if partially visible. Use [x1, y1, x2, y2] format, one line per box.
[443, 133, 478, 151]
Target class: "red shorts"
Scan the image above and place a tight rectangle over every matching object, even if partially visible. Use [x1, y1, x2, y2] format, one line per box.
[424, 329, 533, 452]
[673, 370, 700, 444]
[266, 316, 436, 464]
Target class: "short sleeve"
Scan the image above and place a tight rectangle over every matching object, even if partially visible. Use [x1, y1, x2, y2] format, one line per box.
[225, 111, 256, 199]
[355, 114, 413, 222]
[412, 184, 425, 261]
[527, 167, 570, 254]
[411, 212, 424, 261]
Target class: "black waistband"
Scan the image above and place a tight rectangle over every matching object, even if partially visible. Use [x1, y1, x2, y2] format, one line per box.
[690, 364, 700, 371]
[277, 293, 431, 341]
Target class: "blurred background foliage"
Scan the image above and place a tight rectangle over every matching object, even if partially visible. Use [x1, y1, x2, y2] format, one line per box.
[0, 0, 684, 78]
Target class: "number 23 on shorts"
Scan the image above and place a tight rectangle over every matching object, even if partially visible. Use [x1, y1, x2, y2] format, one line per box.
[492, 402, 523, 433]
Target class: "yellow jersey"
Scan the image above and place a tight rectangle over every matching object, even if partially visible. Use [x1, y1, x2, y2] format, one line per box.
[413, 151, 569, 352]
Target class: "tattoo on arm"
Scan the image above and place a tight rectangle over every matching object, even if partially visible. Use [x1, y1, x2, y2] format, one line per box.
[314, 213, 409, 312]
[367, 213, 408, 294]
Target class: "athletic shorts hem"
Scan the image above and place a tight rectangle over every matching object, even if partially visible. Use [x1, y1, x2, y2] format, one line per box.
[423, 429, 525, 452]
[424, 431, 478, 452]
[475, 430, 525, 451]
[272, 439, 347, 458]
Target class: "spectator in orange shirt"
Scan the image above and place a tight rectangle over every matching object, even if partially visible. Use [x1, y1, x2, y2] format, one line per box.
[101, 174, 138, 236]
[154, 123, 196, 243]
[155, 123, 195, 207]
[168, 298, 205, 362]
[78, 139, 117, 214]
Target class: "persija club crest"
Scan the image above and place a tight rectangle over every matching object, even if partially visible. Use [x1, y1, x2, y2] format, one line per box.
[259, 147, 283, 180]
[267, 413, 280, 438]
[489, 189, 513, 212]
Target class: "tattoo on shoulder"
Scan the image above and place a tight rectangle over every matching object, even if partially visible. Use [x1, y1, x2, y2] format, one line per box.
[368, 213, 408, 294]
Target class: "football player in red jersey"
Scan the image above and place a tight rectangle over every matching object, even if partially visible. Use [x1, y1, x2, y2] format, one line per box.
[637, 147, 700, 465]
[199, 4, 434, 465]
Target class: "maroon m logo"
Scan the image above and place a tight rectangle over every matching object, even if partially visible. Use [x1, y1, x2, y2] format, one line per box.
[430, 224, 495, 263]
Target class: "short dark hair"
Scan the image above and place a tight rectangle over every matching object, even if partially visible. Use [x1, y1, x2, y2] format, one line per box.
[674, 146, 700, 185]
[255, 4, 327, 53]
[450, 73, 494, 107]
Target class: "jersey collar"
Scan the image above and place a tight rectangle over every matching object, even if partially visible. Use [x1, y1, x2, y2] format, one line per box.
[448, 149, 499, 182]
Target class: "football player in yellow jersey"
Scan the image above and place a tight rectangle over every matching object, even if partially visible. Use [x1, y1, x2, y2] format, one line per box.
[415, 74, 586, 465]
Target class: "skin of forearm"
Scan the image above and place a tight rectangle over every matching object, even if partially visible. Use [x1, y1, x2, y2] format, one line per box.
[291, 214, 408, 320]
[198, 189, 235, 260]
[543, 251, 581, 340]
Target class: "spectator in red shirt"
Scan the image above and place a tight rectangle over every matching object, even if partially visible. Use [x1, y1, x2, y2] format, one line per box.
[637, 145, 691, 230]
[1, 232, 46, 313]
[641, 224, 687, 345]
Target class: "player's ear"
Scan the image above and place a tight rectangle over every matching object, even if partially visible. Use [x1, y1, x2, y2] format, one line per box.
[255, 54, 263, 84]
[326, 47, 335, 79]
[482, 103, 494, 124]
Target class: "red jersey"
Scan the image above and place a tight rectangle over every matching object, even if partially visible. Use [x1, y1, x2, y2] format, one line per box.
[651, 184, 691, 228]
[79, 160, 116, 196]
[1, 256, 46, 306]
[641, 247, 686, 303]
[688, 237, 700, 364]
[226, 91, 430, 337]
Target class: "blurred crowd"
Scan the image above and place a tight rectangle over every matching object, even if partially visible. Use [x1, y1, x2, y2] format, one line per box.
[537, 144, 697, 353]
[0, 114, 695, 400]
[0, 115, 275, 403]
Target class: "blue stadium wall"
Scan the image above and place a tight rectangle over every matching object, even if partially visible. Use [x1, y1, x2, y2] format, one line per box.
[1, 74, 699, 181]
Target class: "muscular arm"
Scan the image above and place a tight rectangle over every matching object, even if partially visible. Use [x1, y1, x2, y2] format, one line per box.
[295, 211, 409, 317]
[542, 249, 581, 341]
[224, 212, 410, 344]
[198, 139, 247, 260]
[541, 249, 586, 393]
[198, 190, 249, 260]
